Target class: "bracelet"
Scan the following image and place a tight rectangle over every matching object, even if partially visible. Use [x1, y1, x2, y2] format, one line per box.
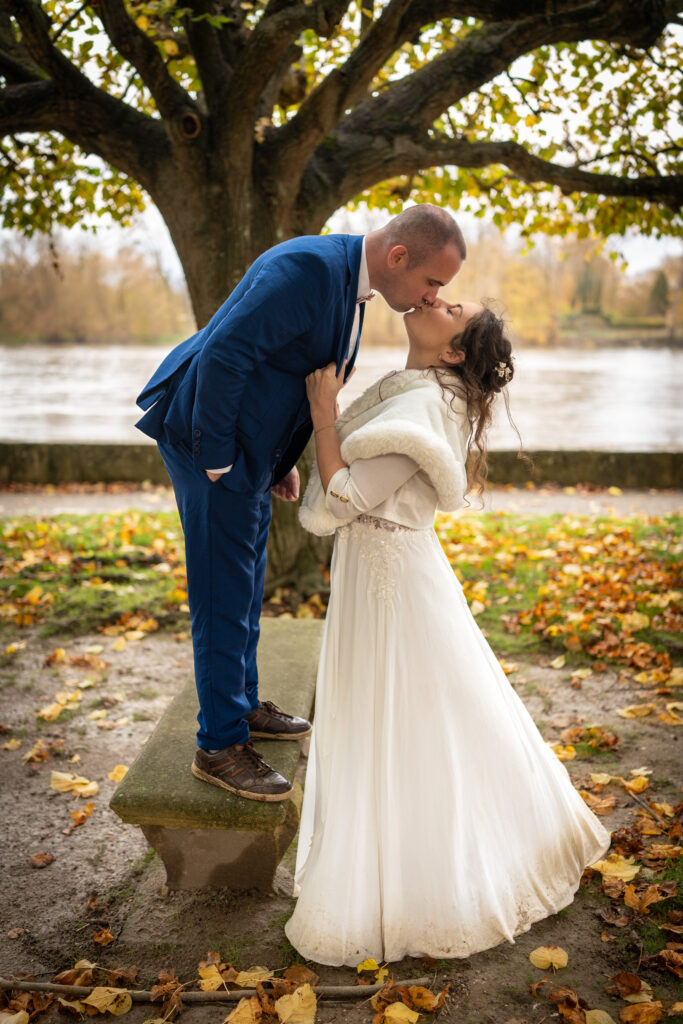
[314, 424, 337, 435]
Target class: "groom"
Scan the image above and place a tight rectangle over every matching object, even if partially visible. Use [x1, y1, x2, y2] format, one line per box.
[136, 204, 466, 802]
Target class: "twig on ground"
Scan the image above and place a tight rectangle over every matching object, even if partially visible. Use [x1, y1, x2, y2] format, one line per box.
[0, 976, 431, 1003]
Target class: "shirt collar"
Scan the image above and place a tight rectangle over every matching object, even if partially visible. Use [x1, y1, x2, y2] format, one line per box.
[356, 236, 371, 302]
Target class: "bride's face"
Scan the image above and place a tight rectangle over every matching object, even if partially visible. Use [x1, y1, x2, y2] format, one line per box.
[404, 299, 483, 367]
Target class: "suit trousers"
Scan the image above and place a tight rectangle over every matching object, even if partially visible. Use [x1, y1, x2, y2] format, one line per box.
[158, 440, 272, 749]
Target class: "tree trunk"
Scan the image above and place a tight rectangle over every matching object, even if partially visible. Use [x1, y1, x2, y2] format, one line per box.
[154, 166, 332, 591]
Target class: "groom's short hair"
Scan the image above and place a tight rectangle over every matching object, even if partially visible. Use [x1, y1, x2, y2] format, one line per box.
[386, 204, 466, 265]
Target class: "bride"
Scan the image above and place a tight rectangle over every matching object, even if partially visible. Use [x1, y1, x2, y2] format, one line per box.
[284, 297, 611, 967]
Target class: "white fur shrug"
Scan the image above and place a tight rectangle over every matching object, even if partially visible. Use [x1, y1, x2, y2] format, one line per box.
[299, 368, 470, 536]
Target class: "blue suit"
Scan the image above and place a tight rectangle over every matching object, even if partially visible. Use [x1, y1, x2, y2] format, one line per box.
[136, 234, 364, 749]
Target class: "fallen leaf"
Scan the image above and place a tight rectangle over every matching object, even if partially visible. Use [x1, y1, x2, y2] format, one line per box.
[282, 966, 319, 987]
[579, 790, 616, 816]
[383, 1005, 419, 1023]
[529, 945, 569, 970]
[357, 958, 380, 973]
[92, 928, 115, 946]
[550, 655, 566, 669]
[108, 765, 128, 782]
[590, 854, 641, 881]
[1, 737, 21, 750]
[31, 851, 55, 868]
[198, 965, 225, 992]
[586, 1012, 617, 1024]
[616, 703, 656, 719]
[82, 988, 132, 1016]
[225, 996, 263, 1023]
[274, 982, 317, 1023]
[50, 771, 99, 798]
[0, 1012, 29, 1024]
[111, 637, 127, 652]
[406, 985, 449, 1011]
[23, 739, 50, 763]
[63, 801, 95, 835]
[618, 1004, 663, 1022]
[235, 967, 273, 988]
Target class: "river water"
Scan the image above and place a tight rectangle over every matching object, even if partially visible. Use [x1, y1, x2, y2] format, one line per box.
[0, 344, 681, 451]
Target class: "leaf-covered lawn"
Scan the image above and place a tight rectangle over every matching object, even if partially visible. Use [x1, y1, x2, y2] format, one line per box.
[1, 511, 680, 680]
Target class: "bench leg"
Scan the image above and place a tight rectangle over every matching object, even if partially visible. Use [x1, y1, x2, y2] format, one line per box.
[140, 799, 299, 891]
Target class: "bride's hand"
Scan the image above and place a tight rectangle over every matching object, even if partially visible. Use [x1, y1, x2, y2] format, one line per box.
[306, 361, 354, 418]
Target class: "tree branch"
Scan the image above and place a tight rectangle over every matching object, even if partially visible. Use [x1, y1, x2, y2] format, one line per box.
[349, 0, 673, 138]
[181, 0, 232, 113]
[223, 0, 347, 134]
[0, 66, 168, 194]
[0, 9, 44, 84]
[297, 131, 683, 230]
[95, 0, 195, 123]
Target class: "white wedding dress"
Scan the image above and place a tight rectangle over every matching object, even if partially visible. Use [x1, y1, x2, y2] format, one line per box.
[285, 451, 612, 967]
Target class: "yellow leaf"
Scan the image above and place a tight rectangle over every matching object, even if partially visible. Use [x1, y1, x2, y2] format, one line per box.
[225, 996, 263, 1023]
[529, 945, 568, 970]
[135, 14, 149, 30]
[469, 599, 486, 616]
[26, 585, 43, 604]
[111, 637, 127, 652]
[591, 772, 615, 786]
[384, 1006, 419, 1023]
[124, 630, 145, 642]
[108, 765, 128, 782]
[585, 1011, 617, 1023]
[83, 644, 104, 654]
[622, 775, 649, 794]
[1, 738, 21, 750]
[649, 801, 674, 817]
[163, 39, 179, 56]
[616, 703, 656, 719]
[0, 1012, 29, 1024]
[274, 982, 317, 1023]
[607, 486, 622, 496]
[669, 667, 683, 686]
[550, 655, 566, 669]
[622, 611, 650, 632]
[198, 964, 224, 991]
[50, 771, 99, 798]
[89, 709, 108, 720]
[57, 999, 86, 1013]
[548, 742, 575, 761]
[357, 959, 379, 973]
[376, 967, 389, 983]
[36, 702, 65, 721]
[82, 988, 132, 1015]
[234, 967, 273, 988]
[589, 854, 640, 881]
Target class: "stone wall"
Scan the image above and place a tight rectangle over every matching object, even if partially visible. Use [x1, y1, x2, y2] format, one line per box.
[0, 443, 680, 489]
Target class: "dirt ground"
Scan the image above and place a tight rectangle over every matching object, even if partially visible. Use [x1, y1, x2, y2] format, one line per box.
[1, 487, 681, 1023]
[1, 628, 681, 1023]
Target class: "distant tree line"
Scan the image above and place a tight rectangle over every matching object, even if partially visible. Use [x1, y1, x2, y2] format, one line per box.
[0, 228, 679, 348]
[0, 235, 192, 344]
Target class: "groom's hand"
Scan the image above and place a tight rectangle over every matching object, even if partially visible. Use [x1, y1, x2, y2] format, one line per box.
[271, 466, 300, 501]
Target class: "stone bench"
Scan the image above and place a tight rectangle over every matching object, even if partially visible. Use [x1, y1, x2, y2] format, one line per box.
[110, 618, 322, 892]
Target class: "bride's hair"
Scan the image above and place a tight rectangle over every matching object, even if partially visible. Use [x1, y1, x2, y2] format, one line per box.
[434, 304, 522, 496]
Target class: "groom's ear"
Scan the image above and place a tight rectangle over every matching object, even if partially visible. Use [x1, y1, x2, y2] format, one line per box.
[387, 244, 408, 268]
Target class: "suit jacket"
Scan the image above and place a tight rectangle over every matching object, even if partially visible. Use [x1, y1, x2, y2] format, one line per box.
[135, 234, 364, 494]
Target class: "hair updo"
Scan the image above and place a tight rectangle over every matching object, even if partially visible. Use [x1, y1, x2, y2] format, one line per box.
[433, 304, 518, 496]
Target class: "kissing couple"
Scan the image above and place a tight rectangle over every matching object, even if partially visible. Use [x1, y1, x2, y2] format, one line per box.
[136, 204, 610, 965]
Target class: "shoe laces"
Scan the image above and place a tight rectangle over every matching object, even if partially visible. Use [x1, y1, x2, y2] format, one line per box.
[237, 740, 270, 776]
[260, 700, 290, 720]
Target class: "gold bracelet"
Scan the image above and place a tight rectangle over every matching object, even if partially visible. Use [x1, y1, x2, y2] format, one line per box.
[314, 424, 337, 435]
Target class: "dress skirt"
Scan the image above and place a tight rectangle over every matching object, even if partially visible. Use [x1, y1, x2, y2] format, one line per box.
[284, 516, 612, 966]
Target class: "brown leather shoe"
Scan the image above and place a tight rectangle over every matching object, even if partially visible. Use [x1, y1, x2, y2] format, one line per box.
[191, 742, 293, 802]
[246, 700, 312, 740]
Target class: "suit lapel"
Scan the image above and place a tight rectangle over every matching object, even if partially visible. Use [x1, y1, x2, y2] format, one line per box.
[335, 234, 364, 375]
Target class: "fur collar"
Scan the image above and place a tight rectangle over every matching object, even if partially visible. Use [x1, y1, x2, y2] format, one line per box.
[299, 368, 470, 536]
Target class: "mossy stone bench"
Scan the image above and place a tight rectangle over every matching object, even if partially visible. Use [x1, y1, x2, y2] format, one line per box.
[110, 618, 322, 892]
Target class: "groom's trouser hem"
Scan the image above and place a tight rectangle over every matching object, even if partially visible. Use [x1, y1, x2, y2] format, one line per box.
[158, 440, 272, 750]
